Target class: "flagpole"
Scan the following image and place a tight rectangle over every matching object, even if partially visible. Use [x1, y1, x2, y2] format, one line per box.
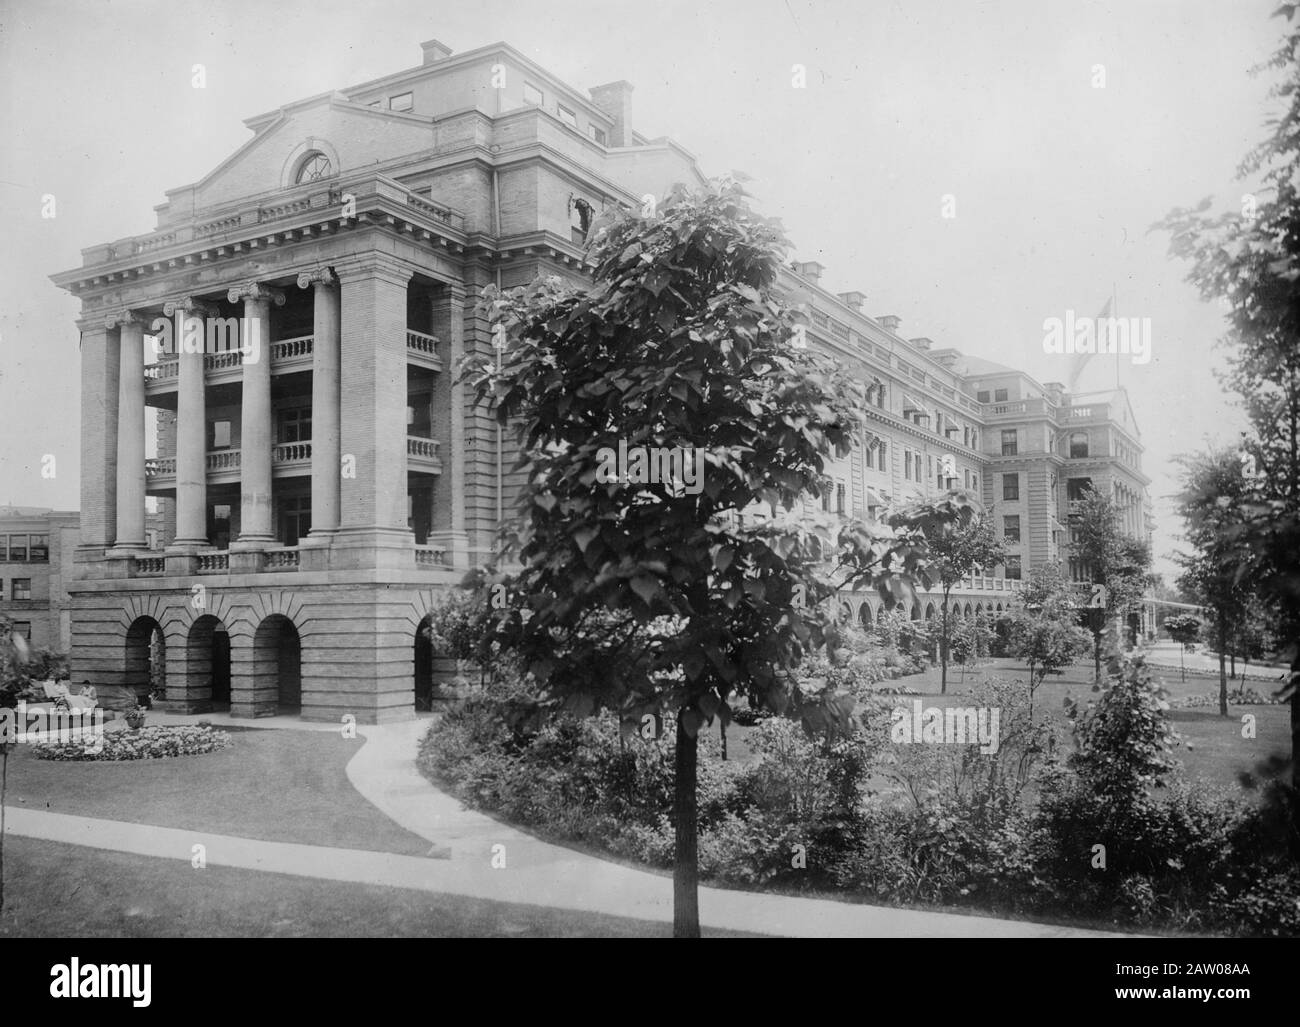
[1113, 281, 1120, 390]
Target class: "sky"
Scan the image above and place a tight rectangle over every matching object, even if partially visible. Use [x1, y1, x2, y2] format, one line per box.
[0, 0, 1284, 581]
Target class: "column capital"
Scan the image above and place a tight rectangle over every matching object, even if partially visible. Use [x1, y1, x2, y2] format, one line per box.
[297, 267, 338, 290]
[227, 282, 286, 306]
[163, 296, 212, 318]
[104, 309, 147, 330]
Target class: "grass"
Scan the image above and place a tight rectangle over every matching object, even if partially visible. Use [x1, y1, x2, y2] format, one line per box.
[3, 726, 432, 855]
[719, 655, 1290, 799]
[0, 836, 753, 937]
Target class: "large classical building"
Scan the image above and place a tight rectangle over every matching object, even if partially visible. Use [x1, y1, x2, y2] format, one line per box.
[50, 38, 1151, 721]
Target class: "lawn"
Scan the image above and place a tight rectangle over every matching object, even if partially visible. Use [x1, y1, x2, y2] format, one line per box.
[0, 836, 752, 938]
[720, 655, 1290, 798]
[2, 726, 431, 856]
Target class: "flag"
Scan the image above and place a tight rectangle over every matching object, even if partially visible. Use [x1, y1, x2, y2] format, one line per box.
[1066, 297, 1112, 393]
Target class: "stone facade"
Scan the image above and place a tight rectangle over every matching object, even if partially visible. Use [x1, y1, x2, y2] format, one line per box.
[49, 39, 1151, 722]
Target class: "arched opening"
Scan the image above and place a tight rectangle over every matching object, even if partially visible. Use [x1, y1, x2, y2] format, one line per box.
[964, 603, 973, 618]
[253, 614, 301, 714]
[188, 615, 231, 709]
[414, 614, 434, 711]
[125, 616, 165, 703]
[859, 603, 873, 630]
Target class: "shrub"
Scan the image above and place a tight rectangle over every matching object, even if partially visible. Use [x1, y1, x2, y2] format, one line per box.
[33, 725, 232, 761]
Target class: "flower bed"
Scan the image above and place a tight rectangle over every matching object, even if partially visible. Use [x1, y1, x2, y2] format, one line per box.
[1174, 689, 1280, 707]
[32, 724, 233, 761]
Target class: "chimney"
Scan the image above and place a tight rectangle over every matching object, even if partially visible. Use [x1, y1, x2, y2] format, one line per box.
[420, 39, 454, 64]
[793, 260, 825, 284]
[838, 290, 866, 312]
[934, 351, 959, 369]
[1044, 381, 1065, 405]
[589, 80, 633, 147]
[877, 314, 902, 333]
[909, 337, 933, 351]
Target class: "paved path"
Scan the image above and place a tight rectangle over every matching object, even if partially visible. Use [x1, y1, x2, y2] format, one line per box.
[6, 713, 1129, 937]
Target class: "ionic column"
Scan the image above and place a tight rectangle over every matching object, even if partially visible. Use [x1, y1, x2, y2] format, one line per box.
[108, 310, 147, 551]
[228, 282, 285, 545]
[299, 268, 340, 540]
[165, 297, 210, 547]
[77, 320, 120, 552]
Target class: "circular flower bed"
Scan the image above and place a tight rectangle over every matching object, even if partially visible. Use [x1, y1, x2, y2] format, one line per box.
[32, 724, 233, 761]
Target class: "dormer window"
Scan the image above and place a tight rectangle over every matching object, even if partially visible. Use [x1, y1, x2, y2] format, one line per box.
[557, 104, 577, 128]
[389, 91, 413, 112]
[295, 152, 333, 184]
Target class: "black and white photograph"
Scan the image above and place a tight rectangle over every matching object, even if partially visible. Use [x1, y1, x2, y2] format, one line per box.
[0, 0, 1296, 990]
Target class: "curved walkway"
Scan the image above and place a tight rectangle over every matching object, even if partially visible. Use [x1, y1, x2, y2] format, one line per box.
[5, 713, 1132, 937]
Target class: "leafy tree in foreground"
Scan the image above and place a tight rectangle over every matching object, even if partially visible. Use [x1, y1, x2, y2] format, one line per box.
[465, 177, 975, 936]
[1155, 6, 1300, 836]
[0, 615, 33, 916]
[917, 510, 1004, 695]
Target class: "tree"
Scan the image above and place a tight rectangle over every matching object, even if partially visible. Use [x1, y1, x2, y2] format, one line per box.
[1071, 486, 1153, 682]
[951, 612, 994, 684]
[1006, 565, 1092, 718]
[1174, 446, 1257, 712]
[1163, 614, 1202, 685]
[917, 509, 1004, 694]
[465, 177, 976, 937]
[1155, 5, 1300, 834]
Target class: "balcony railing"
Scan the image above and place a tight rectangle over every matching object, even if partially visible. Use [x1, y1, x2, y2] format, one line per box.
[196, 552, 228, 573]
[407, 437, 441, 460]
[263, 547, 299, 570]
[273, 441, 312, 464]
[207, 450, 241, 472]
[144, 456, 176, 479]
[271, 335, 313, 361]
[414, 544, 448, 567]
[136, 556, 166, 575]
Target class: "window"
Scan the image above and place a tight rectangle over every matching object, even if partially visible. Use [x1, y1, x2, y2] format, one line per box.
[29, 534, 48, 561]
[0, 536, 6, 562]
[836, 482, 846, 515]
[964, 469, 970, 489]
[876, 442, 886, 471]
[994, 388, 1008, 402]
[1001, 429, 1018, 456]
[976, 390, 990, 403]
[279, 408, 311, 444]
[1067, 477, 1093, 501]
[876, 384, 886, 409]
[556, 104, 577, 128]
[0, 579, 4, 599]
[905, 452, 912, 480]
[209, 419, 232, 449]
[1069, 431, 1089, 458]
[11, 621, 30, 640]
[523, 82, 544, 105]
[209, 503, 232, 550]
[389, 92, 413, 112]
[280, 496, 311, 547]
[1003, 473, 1020, 501]
[8, 535, 25, 562]
[971, 474, 977, 490]
[821, 487, 832, 512]
[589, 125, 607, 145]
[1004, 515, 1021, 542]
[295, 152, 332, 184]
[12, 578, 31, 601]
[1005, 556, 1022, 581]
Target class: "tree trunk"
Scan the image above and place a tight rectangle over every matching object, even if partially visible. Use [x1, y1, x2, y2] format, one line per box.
[673, 714, 700, 938]
[1218, 611, 1228, 717]
[1093, 628, 1102, 685]
[720, 720, 727, 761]
[940, 595, 950, 695]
